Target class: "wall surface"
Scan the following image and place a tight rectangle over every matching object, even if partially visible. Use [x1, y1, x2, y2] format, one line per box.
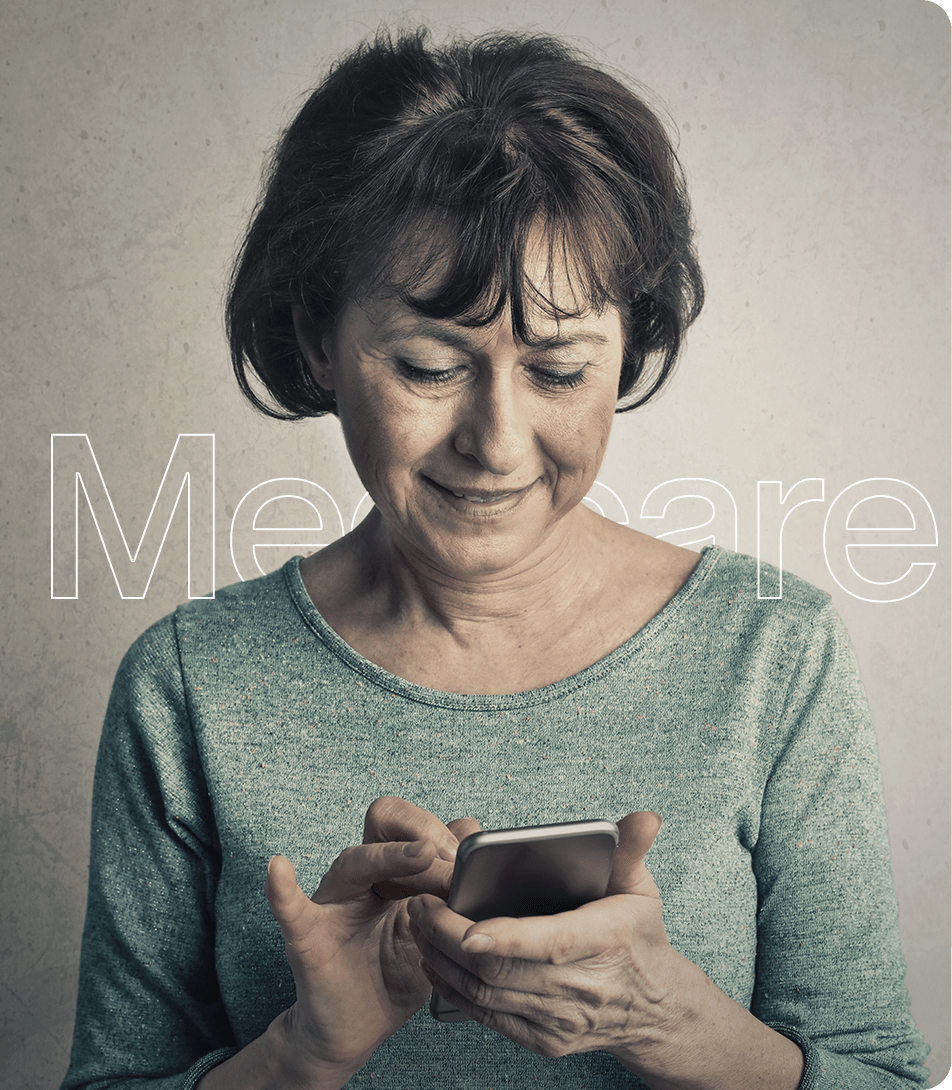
[1, 0, 949, 1086]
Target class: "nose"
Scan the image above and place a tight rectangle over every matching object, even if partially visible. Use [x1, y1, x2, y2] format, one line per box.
[452, 372, 533, 476]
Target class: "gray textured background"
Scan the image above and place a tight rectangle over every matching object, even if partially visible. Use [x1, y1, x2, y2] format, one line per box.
[2, 0, 949, 1086]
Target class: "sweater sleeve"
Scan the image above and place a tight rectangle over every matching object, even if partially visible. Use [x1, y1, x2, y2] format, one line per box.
[750, 602, 930, 1088]
[60, 616, 240, 1089]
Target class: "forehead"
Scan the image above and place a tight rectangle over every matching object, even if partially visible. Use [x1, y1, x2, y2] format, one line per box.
[351, 295, 621, 353]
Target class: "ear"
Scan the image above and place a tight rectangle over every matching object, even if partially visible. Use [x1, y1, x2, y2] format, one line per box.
[292, 304, 335, 391]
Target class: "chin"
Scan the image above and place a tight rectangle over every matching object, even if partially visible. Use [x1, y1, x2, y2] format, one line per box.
[418, 526, 553, 579]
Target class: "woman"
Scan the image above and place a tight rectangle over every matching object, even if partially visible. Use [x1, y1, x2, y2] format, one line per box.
[61, 29, 929, 1090]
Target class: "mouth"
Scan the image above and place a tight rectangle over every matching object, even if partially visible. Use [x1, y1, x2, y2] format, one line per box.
[425, 477, 535, 507]
[448, 488, 519, 504]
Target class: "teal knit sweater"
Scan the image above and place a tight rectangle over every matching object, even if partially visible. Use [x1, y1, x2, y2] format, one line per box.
[61, 547, 929, 1088]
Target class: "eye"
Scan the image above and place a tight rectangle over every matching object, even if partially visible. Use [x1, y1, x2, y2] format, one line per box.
[395, 358, 463, 386]
[528, 365, 588, 390]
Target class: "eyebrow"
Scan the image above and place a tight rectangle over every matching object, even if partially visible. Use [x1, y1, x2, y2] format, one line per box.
[377, 318, 611, 351]
[523, 330, 612, 350]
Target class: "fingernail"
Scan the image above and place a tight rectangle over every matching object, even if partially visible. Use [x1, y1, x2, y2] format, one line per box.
[267, 855, 275, 875]
[407, 897, 420, 919]
[439, 838, 458, 860]
[404, 840, 426, 858]
[461, 933, 493, 953]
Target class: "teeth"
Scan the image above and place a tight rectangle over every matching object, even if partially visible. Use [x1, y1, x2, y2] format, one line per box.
[451, 490, 514, 503]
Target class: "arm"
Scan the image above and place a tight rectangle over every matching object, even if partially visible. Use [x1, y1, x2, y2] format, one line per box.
[747, 604, 930, 1088]
[61, 614, 458, 1089]
[61, 618, 239, 1090]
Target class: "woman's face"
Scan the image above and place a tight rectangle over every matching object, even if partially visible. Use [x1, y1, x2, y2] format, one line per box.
[299, 256, 625, 580]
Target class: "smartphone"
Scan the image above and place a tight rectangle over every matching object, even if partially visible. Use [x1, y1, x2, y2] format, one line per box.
[429, 818, 619, 1022]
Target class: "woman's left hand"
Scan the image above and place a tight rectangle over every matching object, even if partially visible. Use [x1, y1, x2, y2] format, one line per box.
[407, 812, 684, 1065]
[409, 812, 805, 1089]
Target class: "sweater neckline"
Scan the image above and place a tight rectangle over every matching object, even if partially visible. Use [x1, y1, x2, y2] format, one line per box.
[283, 544, 724, 710]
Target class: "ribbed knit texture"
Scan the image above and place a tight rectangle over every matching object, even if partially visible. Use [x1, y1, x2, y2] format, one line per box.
[61, 547, 929, 1088]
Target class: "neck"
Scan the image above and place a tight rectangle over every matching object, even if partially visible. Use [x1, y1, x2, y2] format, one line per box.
[352, 504, 607, 633]
[300, 503, 696, 694]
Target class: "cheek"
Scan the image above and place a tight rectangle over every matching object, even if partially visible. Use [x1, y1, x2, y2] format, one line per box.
[548, 398, 616, 477]
[338, 381, 449, 477]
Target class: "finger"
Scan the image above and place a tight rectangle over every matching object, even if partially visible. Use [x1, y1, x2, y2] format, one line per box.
[363, 796, 458, 860]
[446, 816, 482, 842]
[312, 839, 437, 905]
[605, 811, 662, 898]
[419, 958, 489, 1022]
[408, 893, 472, 942]
[410, 899, 573, 1030]
[419, 959, 554, 1053]
[265, 855, 316, 947]
[381, 818, 480, 903]
[419, 957, 515, 1033]
[408, 893, 570, 994]
[413, 917, 539, 1017]
[414, 892, 651, 974]
[372, 856, 456, 901]
[408, 895, 521, 1011]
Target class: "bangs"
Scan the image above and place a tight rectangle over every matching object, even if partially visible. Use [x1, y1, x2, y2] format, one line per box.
[331, 91, 657, 344]
[347, 207, 632, 346]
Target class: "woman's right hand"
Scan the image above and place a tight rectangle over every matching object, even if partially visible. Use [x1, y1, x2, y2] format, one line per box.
[261, 797, 463, 1086]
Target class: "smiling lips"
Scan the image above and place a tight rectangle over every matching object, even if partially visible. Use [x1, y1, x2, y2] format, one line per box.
[430, 478, 533, 504]
[450, 488, 518, 503]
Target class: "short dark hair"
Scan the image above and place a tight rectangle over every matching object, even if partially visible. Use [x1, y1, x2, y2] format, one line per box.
[226, 29, 704, 418]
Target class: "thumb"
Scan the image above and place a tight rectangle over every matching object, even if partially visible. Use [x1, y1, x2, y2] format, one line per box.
[265, 854, 315, 945]
[606, 812, 662, 898]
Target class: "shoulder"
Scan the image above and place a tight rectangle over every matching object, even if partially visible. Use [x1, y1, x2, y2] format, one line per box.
[102, 562, 309, 769]
[173, 559, 298, 633]
[697, 547, 833, 620]
[676, 547, 855, 675]
[115, 561, 301, 683]
[694, 550, 868, 715]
